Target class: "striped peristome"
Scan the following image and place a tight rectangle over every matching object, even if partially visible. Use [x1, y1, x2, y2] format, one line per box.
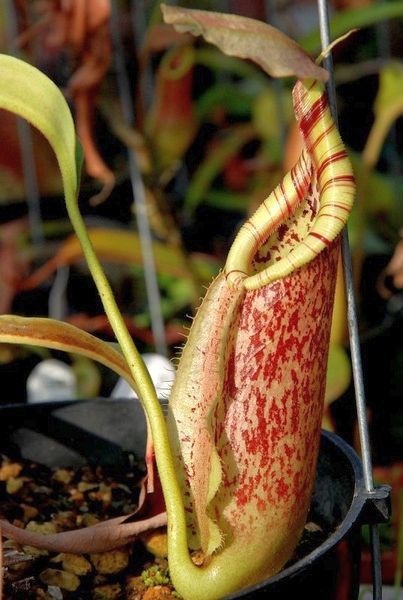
[225, 79, 355, 290]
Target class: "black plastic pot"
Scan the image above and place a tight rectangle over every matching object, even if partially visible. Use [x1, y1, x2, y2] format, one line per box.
[0, 398, 388, 600]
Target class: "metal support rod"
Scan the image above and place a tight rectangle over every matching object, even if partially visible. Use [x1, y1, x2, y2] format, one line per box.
[317, 0, 375, 499]
[5, 0, 44, 247]
[316, 2, 382, 599]
[110, 0, 167, 356]
[130, 0, 153, 113]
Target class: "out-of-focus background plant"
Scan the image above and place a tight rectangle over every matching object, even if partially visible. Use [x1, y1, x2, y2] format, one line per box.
[0, 0, 402, 590]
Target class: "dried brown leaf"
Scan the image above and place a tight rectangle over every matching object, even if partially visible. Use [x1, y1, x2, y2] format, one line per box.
[161, 4, 328, 82]
[0, 512, 167, 554]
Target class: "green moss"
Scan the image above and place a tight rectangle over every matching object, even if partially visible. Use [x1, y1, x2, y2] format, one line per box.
[141, 564, 171, 587]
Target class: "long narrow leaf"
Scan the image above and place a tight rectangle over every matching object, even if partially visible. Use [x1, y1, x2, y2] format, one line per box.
[22, 228, 195, 291]
[0, 315, 138, 394]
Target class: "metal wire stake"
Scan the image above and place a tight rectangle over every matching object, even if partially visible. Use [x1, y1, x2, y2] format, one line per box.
[130, 0, 154, 114]
[110, 0, 167, 356]
[316, 1, 382, 599]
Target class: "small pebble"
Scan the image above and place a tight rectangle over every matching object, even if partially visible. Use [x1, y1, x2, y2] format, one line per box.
[90, 548, 130, 574]
[39, 568, 80, 592]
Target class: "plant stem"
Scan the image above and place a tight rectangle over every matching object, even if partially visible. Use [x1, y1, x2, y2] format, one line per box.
[62, 168, 194, 572]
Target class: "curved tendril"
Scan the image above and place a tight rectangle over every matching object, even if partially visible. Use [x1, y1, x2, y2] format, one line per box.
[225, 80, 355, 291]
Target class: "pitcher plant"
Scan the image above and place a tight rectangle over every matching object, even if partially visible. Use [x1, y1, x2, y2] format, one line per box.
[0, 6, 355, 600]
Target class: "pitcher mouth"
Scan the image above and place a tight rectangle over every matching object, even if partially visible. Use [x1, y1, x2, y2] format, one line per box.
[225, 79, 354, 292]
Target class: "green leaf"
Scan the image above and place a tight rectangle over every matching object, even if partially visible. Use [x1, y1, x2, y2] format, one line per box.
[0, 55, 79, 200]
[374, 62, 403, 117]
[23, 227, 198, 295]
[350, 151, 402, 229]
[189, 252, 221, 283]
[363, 61, 403, 169]
[252, 87, 293, 142]
[0, 315, 137, 393]
[196, 82, 255, 120]
[204, 189, 250, 212]
[301, 2, 403, 54]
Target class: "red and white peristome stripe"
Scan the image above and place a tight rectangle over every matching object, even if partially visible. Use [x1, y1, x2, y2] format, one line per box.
[225, 79, 355, 290]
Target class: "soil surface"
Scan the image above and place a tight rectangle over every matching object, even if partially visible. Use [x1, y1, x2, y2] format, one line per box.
[0, 453, 329, 599]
